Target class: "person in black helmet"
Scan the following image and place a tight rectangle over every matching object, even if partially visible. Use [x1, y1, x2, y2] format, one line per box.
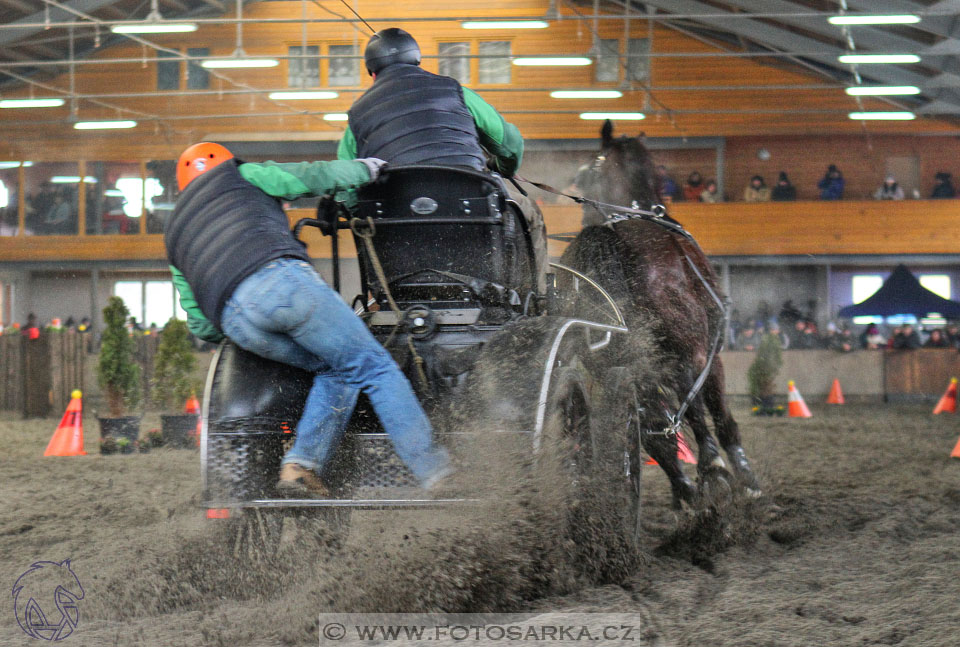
[337, 27, 548, 291]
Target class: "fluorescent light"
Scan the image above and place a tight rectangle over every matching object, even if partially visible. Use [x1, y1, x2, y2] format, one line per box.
[580, 112, 645, 120]
[0, 161, 32, 169]
[0, 98, 65, 108]
[829, 15, 920, 25]
[201, 57, 279, 69]
[111, 23, 196, 34]
[462, 20, 548, 29]
[845, 85, 920, 96]
[268, 91, 339, 100]
[323, 113, 349, 121]
[849, 111, 916, 120]
[513, 57, 592, 66]
[74, 120, 137, 129]
[50, 176, 98, 183]
[104, 189, 126, 197]
[551, 90, 623, 99]
[838, 54, 920, 64]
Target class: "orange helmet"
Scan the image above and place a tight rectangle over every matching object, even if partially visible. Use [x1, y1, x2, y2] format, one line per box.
[177, 142, 234, 190]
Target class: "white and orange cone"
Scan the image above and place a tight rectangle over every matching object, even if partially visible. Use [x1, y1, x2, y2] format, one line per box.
[787, 380, 812, 418]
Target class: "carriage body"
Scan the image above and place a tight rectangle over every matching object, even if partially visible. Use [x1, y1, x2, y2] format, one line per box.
[201, 165, 636, 519]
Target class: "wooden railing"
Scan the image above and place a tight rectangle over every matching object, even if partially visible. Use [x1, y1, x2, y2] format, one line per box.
[2, 199, 958, 263]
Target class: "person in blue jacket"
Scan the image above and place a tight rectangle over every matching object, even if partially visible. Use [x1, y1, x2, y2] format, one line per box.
[167, 142, 451, 496]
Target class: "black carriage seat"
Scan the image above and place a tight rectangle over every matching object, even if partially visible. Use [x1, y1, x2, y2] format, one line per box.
[352, 165, 534, 307]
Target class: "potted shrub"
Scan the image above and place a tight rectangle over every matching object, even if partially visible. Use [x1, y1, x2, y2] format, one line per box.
[747, 332, 783, 415]
[97, 296, 142, 449]
[152, 318, 199, 448]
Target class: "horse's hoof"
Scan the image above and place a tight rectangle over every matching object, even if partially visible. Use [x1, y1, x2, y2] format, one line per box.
[698, 466, 733, 506]
[745, 487, 763, 499]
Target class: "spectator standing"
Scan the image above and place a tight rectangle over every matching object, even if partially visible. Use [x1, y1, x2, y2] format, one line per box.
[656, 165, 680, 202]
[892, 324, 922, 349]
[859, 323, 885, 349]
[924, 329, 950, 348]
[743, 175, 771, 202]
[736, 325, 759, 351]
[699, 179, 722, 203]
[683, 171, 705, 202]
[945, 324, 960, 347]
[931, 172, 956, 199]
[818, 164, 845, 200]
[830, 325, 857, 352]
[771, 171, 797, 201]
[874, 175, 904, 200]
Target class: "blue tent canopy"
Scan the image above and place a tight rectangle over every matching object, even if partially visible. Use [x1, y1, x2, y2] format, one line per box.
[838, 264, 960, 319]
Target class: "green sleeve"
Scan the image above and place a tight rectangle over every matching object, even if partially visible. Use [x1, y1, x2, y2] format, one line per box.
[337, 127, 358, 161]
[171, 265, 224, 344]
[462, 87, 524, 177]
[238, 160, 371, 200]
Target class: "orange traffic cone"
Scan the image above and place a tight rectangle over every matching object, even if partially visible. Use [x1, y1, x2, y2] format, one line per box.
[44, 390, 86, 456]
[827, 379, 845, 405]
[646, 432, 697, 465]
[950, 436, 960, 459]
[787, 381, 812, 418]
[185, 393, 201, 446]
[933, 378, 958, 415]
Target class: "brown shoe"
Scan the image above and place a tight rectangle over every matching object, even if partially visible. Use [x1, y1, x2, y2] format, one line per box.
[276, 463, 330, 497]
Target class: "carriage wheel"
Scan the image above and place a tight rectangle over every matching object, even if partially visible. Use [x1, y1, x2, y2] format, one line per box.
[542, 366, 595, 492]
[601, 367, 643, 548]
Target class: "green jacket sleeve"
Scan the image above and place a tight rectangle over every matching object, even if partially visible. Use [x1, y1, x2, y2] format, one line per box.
[337, 127, 358, 161]
[171, 265, 224, 344]
[238, 160, 371, 199]
[462, 87, 524, 177]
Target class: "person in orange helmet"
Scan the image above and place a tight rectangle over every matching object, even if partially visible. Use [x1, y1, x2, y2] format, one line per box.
[167, 143, 451, 495]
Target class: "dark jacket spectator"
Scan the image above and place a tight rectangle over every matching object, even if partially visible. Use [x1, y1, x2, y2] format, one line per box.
[736, 326, 759, 351]
[818, 164, 845, 200]
[859, 323, 886, 349]
[931, 172, 956, 199]
[893, 324, 922, 349]
[700, 179, 722, 203]
[683, 171, 705, 202]
[874, 175, 904, 200]
[923, 329, 950, 348]
[830, 326, 857, 352]
[945, 324, 960, 347]
[771, 171, 797, 201]
[743, 175, 771, 203]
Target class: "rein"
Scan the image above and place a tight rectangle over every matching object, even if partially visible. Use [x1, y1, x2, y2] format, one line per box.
[515, 173, 729, 438]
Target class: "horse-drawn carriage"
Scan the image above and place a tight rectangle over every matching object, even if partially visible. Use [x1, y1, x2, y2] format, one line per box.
[199, 164, 645, 549]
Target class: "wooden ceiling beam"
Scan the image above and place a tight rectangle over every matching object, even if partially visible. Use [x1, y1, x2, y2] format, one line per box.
[0, 0, 39, 15]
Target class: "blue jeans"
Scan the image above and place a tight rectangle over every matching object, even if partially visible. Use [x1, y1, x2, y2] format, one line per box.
[220, 258, 449, 484]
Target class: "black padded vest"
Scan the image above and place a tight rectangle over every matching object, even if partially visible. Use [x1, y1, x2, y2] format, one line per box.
[165, 160, 311, 327]
[348, 65, 487, 170]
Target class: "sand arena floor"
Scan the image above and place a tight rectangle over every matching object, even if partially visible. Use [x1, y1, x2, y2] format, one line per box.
[0, 403, 958, 646]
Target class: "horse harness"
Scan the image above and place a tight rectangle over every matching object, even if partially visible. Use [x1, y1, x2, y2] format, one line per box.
[516, 174, 730, 438]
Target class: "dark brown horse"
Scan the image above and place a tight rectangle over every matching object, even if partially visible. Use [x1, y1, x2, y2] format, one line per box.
[560, 120, 760, 508]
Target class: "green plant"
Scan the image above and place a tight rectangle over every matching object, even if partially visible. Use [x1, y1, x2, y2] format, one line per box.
[151, 318, 198, 411]
[97, 296, 142, 416]
[147, 429, 164, 447]
[747, 332, 783, 404]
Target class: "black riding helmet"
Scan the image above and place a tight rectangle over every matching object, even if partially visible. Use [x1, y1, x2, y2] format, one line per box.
[364, 28, 421, 75]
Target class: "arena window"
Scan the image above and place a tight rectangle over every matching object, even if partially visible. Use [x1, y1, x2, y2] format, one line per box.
[478, 41, 511, 84]
[328, 44, 360, 86]
[186, 48, 210, 90]
[594, 38, 620, 83]
[156, 50, 181, 91]
[288, 45, 320, 87]
[626, 38, 650, 82]
[113, 280, 185, 329]
[438, 42, 471, 84]
[919, 274, 951, 300]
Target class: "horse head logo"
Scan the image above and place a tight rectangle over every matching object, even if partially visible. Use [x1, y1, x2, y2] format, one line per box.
[12, 559, 84, 641]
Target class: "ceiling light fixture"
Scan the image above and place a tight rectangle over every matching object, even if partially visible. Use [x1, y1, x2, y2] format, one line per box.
[849, 111, 916, 120]
[828, 15, 920, 25]
[201, 0, 278, 69]
[0, 161, 32, 169]
[845, 86, 921, 96]
[268, 91, 339, 100]
[322, 113, 349, 121]
[50, 176, 98, 183]
[838, 54, 920, 64]
[0, 98, 65, 108]
[551, 90, 623, 99]
[110, 0, 196, 34]
[73, 120, 138, 129]
[579, 112, 645, 120]
[461, 21, 549, 29]
[513, 57, 592, 66]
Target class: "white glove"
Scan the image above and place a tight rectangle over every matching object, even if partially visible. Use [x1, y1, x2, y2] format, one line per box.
[358, 157, 387, 181]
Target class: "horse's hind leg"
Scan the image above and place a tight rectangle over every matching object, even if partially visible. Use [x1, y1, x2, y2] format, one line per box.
[643, 433, 697, 510]
[703, 359, 761, 496]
